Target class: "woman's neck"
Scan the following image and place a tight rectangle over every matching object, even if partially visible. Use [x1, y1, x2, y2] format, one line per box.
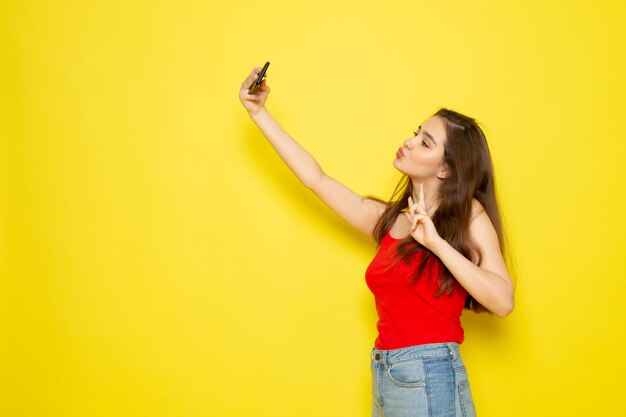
[410, 180, 441, 216]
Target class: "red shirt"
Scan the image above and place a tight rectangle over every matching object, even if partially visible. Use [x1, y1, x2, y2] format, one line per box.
[365, 231, 468, 350]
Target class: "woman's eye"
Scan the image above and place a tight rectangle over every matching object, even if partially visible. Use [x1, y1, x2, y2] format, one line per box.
[413, 130, 428, 147]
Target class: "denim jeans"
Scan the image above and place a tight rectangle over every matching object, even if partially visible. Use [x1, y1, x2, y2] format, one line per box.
[370, 342, 476, 417]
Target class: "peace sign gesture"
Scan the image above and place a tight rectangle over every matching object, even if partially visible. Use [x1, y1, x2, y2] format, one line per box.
[404, 183, 442, 250]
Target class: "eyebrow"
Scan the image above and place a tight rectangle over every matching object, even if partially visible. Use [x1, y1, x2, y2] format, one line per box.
[418, 125, 437, 146]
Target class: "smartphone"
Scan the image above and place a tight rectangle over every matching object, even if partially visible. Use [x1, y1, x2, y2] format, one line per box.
[248, 61, 270, 94]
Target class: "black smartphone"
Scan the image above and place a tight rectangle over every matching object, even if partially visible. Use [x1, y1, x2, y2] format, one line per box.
[248, 61, 270, 94]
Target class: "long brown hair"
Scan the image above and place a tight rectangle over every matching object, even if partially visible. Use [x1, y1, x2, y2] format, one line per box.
[366, 107, 512, 314]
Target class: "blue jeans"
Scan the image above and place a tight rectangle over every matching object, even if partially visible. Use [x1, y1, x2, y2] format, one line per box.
[370, 342, 476, 417]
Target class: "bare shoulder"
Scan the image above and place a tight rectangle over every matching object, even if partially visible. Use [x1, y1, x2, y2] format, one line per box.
[468, 198, 491, 263]
[469, 198, 496, 239]
[470, 198, 485, 221]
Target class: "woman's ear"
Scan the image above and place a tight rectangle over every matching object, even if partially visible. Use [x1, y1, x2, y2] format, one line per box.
[437, 163, 451, 179]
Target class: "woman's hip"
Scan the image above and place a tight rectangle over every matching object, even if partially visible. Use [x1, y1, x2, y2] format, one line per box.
[370, 342, 476, 417]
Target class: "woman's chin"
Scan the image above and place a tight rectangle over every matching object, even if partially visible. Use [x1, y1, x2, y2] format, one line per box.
[392, 159, 406, 173]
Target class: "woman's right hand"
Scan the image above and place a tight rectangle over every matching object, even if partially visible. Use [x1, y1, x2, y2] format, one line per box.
[239, 67, 270, 116]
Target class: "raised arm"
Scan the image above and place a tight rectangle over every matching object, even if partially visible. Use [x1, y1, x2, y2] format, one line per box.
[239, 67, 386, 238]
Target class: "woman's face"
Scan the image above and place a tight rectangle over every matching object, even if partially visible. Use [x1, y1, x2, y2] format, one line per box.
[393, 115, 448, 180]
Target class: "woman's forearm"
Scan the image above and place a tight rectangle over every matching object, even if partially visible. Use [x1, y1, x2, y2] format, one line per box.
[249, 108, 324, 187]
[431, 237, 515, 317]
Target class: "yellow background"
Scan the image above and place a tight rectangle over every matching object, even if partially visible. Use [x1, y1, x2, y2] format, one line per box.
[1, 0, 625, 416]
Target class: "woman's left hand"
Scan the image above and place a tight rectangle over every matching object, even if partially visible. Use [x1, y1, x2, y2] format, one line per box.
[405, 183, 442, 250]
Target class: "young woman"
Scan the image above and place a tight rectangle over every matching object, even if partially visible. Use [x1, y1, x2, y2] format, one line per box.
[239, 66, 515, 417]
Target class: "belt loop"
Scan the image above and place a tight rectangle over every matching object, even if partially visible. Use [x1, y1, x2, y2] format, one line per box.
[447, 343, 457, 361]
[370, 347, 375, 362]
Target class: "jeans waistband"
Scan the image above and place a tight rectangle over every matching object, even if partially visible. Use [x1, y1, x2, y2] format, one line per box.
[370, 342, 460, 365]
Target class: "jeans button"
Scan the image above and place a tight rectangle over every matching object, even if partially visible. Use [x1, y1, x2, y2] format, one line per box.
[375, 353, 381, 360]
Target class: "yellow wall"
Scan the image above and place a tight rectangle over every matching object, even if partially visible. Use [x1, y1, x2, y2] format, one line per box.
[1, 0, 625, 416]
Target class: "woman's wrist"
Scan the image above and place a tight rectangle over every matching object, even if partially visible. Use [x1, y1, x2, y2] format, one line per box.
[249, 107, 268, 119]
[429, 236, 448, 257]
